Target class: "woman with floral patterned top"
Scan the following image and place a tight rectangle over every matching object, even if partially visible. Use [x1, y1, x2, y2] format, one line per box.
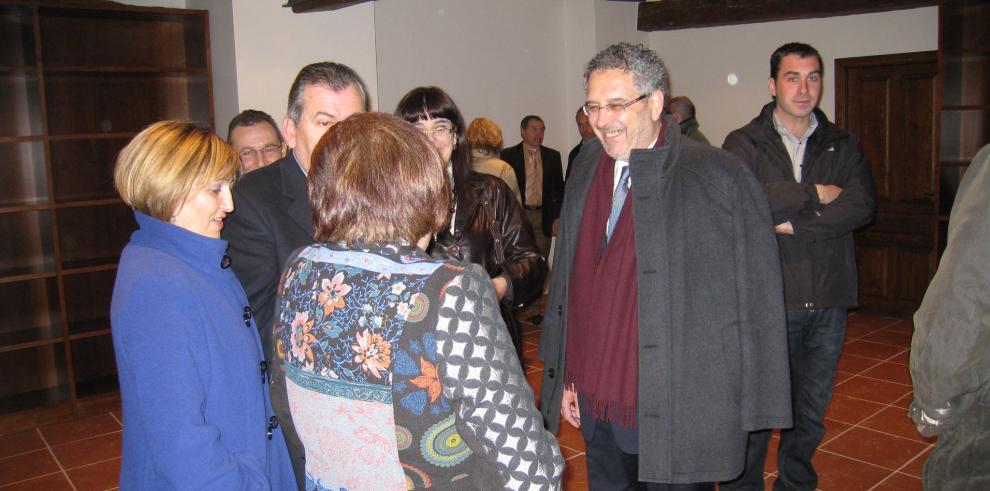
[271, 112, 563, 490]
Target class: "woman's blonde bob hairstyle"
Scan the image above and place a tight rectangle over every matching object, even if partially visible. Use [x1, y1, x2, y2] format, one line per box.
[114, 121, 239, 221]
[309, 112, 451, 245]
[465, 117, 504, 155]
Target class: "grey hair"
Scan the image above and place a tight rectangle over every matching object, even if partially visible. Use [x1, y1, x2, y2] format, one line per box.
[286, 62, 369, 124]
[583, 43, 668, 97]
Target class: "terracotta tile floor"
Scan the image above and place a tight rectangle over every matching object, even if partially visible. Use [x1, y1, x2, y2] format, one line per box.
[518, 311, 936, 491]
[0, 312, 932, 490]
[0, 412, 121, 490]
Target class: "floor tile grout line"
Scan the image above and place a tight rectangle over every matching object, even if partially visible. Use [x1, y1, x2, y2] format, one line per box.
[0, 470, 65, 489]
[44, 429, 124, 452]
[109, 410, 123, 427]
[36, 427, 78, 491]
[847, 338, 913, 350]
[815, 447, 904, 473]
[847, 416, 937, 445]
[838, 373, 914, 388]
[62, 454, 123, 473]
[865, 443, 933, 490]
[820, 403, 888, 447]
[558, 443, 584, 453]
[0, 447, 51, 462]
[889, 443, 936, 475]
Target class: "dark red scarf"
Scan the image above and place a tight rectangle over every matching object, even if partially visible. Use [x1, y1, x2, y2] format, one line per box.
[564, 132, 663, 428]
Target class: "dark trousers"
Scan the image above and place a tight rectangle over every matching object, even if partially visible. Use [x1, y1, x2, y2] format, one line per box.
[584, 421, 715, 491]
[721, 307, 847, 491]
[524, 207, 550, 257]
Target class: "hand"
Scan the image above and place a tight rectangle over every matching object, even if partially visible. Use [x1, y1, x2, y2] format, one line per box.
[561, 383, 581, 428]
[492, 276, 508, 301]
[816, 184, 843, 204]
[551, 219, 560, 237]
[774, 221, 794, 235]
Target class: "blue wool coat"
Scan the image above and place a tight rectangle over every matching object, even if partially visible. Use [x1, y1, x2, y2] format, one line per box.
[111, 211, 296, 490]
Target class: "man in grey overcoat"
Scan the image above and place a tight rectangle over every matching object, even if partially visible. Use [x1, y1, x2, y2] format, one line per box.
[539, 42, 792, 489]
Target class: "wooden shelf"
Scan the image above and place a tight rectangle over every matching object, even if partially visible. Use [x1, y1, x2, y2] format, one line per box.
[936, 0, 988, 258]
[44, 66, 210, 74]
[0, 1, 212, 422]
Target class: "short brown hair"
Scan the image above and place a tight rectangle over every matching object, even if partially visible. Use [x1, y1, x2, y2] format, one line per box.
[465, 117, 503, 155]
[309, 112, 451, 245]
[115, 121, 238, 221]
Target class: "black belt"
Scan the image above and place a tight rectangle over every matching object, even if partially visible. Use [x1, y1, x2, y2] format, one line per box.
[524, 205, 542, 210]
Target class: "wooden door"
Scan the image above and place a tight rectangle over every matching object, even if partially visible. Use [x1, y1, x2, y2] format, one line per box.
[835, 51, 938, 316]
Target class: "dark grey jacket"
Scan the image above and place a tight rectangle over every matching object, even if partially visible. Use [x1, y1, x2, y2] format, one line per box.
[909, 143, 990, 490]
[723, 102, 876, 309]
[678, 116, 710, 145]
[539, 118, 791, 483]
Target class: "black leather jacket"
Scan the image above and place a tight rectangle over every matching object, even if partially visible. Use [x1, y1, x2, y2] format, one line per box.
[428, 172, 547, 308]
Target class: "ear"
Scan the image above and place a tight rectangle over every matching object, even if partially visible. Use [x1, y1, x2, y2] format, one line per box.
[768, 76, 777, 98]
[650, 91, 664, 122]
[283, 115, 297, 149]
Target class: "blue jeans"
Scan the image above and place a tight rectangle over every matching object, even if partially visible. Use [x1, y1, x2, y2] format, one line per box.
[721, 307, 847, 491]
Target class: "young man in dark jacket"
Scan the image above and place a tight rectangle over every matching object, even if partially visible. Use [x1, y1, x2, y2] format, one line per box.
[720, 43, 876, 491]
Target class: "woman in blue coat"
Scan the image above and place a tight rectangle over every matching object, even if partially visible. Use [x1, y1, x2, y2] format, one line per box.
[110, 121, 296, 490]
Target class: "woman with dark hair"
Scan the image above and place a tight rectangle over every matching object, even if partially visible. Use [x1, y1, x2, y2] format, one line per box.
[272, 112, 563, 489]
[394, 87, 546, 360]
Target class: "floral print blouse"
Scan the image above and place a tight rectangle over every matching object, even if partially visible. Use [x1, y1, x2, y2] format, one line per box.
[273, 243, 563, 490]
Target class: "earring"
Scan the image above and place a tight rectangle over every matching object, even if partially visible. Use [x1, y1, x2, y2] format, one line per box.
[169, 216, 177, 224]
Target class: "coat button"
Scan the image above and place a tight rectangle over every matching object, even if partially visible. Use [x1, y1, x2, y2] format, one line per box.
[260, 361, 268, 383]
[243, 306, 252, 327]
[267, 415, 279, 440]
[220, 255, 231, 269]
[547, 368, 555, 379]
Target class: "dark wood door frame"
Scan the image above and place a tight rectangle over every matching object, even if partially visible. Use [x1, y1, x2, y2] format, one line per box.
[835, 50, 938, 316]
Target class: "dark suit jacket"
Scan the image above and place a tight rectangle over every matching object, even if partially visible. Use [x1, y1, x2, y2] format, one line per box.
[566, 139, 594, 182]
[500, 143, 565, 236]
[223, 154, 315, 358]
[566, 142, 581, 181]
[221, 153, 313, 488]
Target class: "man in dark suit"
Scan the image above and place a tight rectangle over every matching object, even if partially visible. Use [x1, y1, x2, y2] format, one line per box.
[501, 115, 564, 256]
[222, 61, 367, 489]
[566, 106, 596, 181]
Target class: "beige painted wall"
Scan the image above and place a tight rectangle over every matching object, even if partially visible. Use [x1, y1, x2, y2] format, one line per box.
[375, 0, 574, 153]
[119, 1, 936, 156]
[649, 7, 938, 147]
[230, 2, 378, 134]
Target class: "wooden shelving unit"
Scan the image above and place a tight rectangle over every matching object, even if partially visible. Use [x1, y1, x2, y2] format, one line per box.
[936, 0, 989, 255]
[0, 2, 213, 427]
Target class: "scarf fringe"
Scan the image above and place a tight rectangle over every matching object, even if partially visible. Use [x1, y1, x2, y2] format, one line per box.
[567, 372, 638, 428]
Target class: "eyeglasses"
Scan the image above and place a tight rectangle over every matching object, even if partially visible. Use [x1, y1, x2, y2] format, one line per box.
[239, 144, 282, 162]
[418, 125, 455, 139]
[582, 94, 650, 117]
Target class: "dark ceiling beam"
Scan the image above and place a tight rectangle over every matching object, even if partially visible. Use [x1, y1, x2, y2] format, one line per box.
[637, 0, 936, 31]
[283, 0, 373, 13]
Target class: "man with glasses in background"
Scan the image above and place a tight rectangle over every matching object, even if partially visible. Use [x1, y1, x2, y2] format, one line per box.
[227, 109, 285, 174]
[222, 61, 368, 490]
[539, 43, 791, 489]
